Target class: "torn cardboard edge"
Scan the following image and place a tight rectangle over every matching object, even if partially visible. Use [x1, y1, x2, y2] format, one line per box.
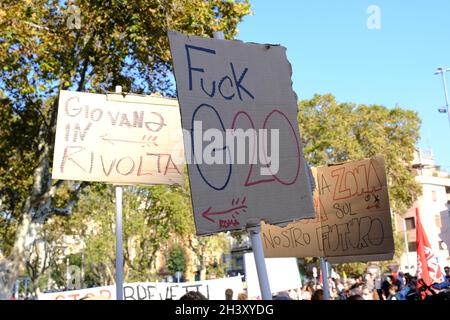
[167, 29, 282, 49]
[167, 29, 315, 236]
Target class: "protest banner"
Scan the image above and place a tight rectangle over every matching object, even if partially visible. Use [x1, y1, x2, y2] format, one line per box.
[167, 30, 315, 235]
[52, 91, 185, 186]
[261, 155, 394, 260]
[38, 276, 244, 300]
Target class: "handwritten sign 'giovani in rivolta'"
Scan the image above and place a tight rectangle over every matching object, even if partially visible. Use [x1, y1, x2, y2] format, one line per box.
[168, 30, 315, 235]
[52, 91, 185, 186]
[38, 276, 244, 300]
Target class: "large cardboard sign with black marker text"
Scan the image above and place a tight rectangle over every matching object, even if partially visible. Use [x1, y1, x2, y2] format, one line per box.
[52, 91, 185, 186]
[168, 30, 315, 235]
[262, 156, 394, 259]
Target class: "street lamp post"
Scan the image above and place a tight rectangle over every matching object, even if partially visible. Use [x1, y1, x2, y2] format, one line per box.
[434, 67, 450, 126]
[81, 252, 84, 289]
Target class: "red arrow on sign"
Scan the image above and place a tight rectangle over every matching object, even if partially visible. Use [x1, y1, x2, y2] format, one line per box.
[201, 204, 248, 223]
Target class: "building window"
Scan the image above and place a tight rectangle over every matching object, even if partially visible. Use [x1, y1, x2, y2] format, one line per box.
[432, 190, 437, 202]
[405, 217, 415, 230]
[435, 215, 442, 229]
[408, 242, 417, 252]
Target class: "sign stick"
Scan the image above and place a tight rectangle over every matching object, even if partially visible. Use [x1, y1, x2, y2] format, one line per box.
[320, 256, 330, 300]
[211, 30, 272, 300]
[249, 224, 272, 300]
[114, 85, 124, 300]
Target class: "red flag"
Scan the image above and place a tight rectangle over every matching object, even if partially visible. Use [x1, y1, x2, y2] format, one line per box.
[416, 207, 443, 292]
[319, 271, 323, 286]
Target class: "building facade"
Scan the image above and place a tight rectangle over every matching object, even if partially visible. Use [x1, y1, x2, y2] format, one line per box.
[396, 149, 450, 275]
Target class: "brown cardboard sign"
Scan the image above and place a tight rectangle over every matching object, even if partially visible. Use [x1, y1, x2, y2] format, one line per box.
[52, 91, 185, 186]
[168, 30, 315, 235]
[262, 156, 394, 260]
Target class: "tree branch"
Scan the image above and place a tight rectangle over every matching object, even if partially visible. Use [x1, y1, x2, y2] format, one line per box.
[22, 21, 53, 32]
[77, 58, 90, 92]
[51, 181, 89, 217]
[24, 96, 51, 132]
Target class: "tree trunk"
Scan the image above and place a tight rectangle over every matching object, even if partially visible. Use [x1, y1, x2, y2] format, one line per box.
[105, 263, 115, 285]
[0, 52, 91, 299]
[0, 211, 33, 299]
[0, 125, 57, 299]
[30, 276, 41, 298]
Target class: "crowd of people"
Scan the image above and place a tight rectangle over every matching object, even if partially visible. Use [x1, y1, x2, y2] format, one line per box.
[299, 272, 408, 300]
[177, 272, 421, 300]
[295, 265, 450, 300]
[179, 288, 248, 300]
[175, 265, 450, 300]
[30, 265, 450, 300]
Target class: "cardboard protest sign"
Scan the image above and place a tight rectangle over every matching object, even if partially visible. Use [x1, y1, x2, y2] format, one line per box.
[168, 30, 315, 235]
[262, 156, 394, 260]
[52, 91, 185, 186]
[261, 218, 322, 258]
[38, 276, 244, 300]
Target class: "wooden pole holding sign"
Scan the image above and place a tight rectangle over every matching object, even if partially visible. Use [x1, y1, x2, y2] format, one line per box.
[320, 257, 330, 300]
[212, 30, 272, 300]
[249, 225, 272, 300]
[114, 85, 124, 301]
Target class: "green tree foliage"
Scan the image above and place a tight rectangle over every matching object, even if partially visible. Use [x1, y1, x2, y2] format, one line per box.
[24, 215, 69, 294]
[335, 262, 367, 278]
[166, 245, 187, 275]
[0, 0, 250, 298]
[190, 232, 230, 280]
[65, 183, 193, 285]
[21, 173, 230, 289]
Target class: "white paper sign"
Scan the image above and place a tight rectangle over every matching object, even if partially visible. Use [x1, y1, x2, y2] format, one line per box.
[168, 30, 315, 235]
[52, 91, 185, 186]
[243, 253, 302, 299]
